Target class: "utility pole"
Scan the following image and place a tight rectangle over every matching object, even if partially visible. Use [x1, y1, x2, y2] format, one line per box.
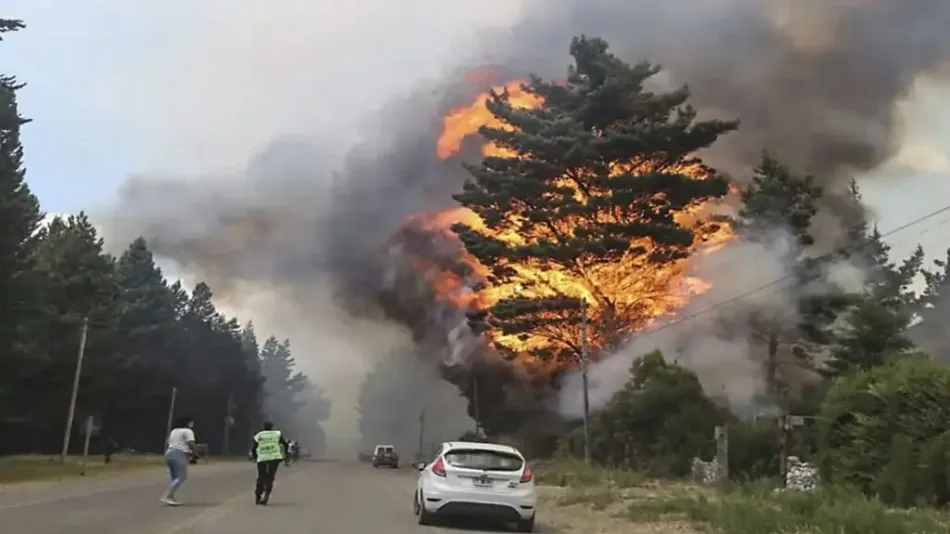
[80, 416, 94, 475]
[82, 416, 94, 458]
[60, 316, 89, 463]
[222, 392, 234, 456]
[581, 299, 591, 464]
[164, 387, 178, 450]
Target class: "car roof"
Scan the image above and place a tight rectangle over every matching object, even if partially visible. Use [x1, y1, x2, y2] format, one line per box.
[374, 444, 395, 448]
[440, 441, 522, 456]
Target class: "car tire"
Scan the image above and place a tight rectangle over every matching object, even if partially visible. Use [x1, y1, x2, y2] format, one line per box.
[417, 492, 435, 526]
[515, 516, 535, 532]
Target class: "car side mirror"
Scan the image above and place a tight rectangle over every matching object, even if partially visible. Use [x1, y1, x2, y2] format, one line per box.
[413, 461, 426, 471]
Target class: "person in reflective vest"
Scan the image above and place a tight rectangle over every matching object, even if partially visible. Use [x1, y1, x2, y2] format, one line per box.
[250, 421, 289, 505]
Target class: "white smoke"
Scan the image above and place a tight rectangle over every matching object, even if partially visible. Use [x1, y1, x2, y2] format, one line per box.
[557, 225, 867, 418]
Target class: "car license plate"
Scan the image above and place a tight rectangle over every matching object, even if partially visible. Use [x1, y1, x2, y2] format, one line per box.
[473, 477, 492, 487]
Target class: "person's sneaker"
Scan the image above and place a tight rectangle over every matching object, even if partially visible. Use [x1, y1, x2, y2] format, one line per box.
[255, 495, 263, 505]
[260, 492, 270, 505]
[160, 497, 181, 506]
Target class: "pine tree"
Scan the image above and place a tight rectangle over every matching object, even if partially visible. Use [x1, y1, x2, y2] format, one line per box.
[735, 154, 824, 401]
[738, 153, 822, 248]
[819, 181, 925, 377]
[841, 181, 925, 309]
[913, 249, 950, 358]
[260, 337, 307, 429]
[452, 36, 736, 365]
[0, 19, 43, 428]
[26, 213, 119, 444]
[821, 298, 915, 378]
[107, 237, 181, 448]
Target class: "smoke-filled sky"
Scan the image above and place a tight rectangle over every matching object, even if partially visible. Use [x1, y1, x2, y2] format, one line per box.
[6, 0, 950, 447]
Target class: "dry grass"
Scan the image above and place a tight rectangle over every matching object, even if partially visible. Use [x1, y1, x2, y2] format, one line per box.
[538, 484, 701, 533]
[533, 459, 950, 534]
[534, 458, 704, 533]
[0, 454, 165, 484]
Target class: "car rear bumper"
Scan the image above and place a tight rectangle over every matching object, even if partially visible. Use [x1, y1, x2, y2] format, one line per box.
[422, 491, 536, 520]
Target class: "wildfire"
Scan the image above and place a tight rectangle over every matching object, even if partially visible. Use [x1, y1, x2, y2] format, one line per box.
[409, 79, 735, 376]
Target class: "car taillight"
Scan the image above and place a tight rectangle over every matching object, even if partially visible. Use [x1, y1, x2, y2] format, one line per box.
[431, 457, 446, 477]
[520, 466, 533, 483]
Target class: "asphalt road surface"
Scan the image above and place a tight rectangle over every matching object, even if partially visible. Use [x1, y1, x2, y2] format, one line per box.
[0, 460, 534, 534]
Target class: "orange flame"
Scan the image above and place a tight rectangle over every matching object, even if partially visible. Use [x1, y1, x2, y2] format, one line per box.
[412, 78, 735, 377]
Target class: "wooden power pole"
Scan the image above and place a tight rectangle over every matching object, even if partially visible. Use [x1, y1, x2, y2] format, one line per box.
[60, 317, 89, 463]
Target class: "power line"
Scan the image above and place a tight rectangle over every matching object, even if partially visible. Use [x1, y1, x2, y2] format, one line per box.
[631, 201, 950, 340]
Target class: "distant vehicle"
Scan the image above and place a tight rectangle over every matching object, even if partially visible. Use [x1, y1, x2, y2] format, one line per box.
[358, 450, 373, 463]
[372, 444, 399, 468]
[412, 441, 536, 532]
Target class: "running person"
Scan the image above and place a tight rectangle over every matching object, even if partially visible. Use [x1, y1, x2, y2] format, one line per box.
[161, 416, 196, 506]
[251, 421, 288, 505]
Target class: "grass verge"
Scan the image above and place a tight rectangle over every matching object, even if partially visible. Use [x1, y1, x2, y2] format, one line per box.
[534, 459, 950, 534]
[0, 454, 165, 484]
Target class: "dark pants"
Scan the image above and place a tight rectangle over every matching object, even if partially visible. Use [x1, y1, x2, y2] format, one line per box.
[255, 460, 281, 498]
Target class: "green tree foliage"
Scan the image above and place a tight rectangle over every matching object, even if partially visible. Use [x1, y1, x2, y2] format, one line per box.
[259, 336, 307, 428]
[817, 356, 950, 506]
[0, 18, 43, 427]
[821, 299, 915, 378]
[452, 36, 735, 365]
[0, 18, 327, 454]
[735, 154, 827, 401]
[819, 182, 925, 378]
[912, 248, 950, 359]
[560, 351, 724, 476]
[737, 153, 822, 248]
[841, 181, 925, 310]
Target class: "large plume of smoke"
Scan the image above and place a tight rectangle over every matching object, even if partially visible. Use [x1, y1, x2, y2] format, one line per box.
[102, 0, 950, 436]
[501, 0, 950, 417]
[558, 225, 868, 418]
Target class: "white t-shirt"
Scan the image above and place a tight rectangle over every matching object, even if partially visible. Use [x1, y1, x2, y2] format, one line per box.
[167, 428, 196, 453]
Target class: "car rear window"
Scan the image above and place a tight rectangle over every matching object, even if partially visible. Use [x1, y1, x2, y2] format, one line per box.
[444, 449, 523, 471]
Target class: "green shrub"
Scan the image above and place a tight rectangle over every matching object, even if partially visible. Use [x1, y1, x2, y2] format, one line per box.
[556, 351, 724, 477]
[817, 357, 950, 506]
[727, 418, 781, 481]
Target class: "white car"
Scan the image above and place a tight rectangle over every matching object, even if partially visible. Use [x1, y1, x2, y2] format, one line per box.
[412, 441, 536, 532]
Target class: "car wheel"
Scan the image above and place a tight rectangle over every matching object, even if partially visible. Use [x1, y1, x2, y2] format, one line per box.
[392, 464, 399, 469]
[417, 492, 435, 526]
[515, 516, 535, 532]
[412, 492, 421, 515]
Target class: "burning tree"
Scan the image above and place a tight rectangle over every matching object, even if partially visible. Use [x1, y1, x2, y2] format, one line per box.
[450, 36, 737, 376]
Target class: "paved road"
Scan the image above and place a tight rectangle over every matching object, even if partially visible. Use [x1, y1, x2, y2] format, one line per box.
[0, 460, 539, 533]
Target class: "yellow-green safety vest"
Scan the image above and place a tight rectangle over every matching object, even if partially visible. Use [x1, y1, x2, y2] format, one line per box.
[254, 430, 283, 462]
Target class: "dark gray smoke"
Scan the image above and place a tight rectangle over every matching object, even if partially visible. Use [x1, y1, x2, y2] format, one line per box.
[103, 0, 950, 439]
[494, 0, 950, 185]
